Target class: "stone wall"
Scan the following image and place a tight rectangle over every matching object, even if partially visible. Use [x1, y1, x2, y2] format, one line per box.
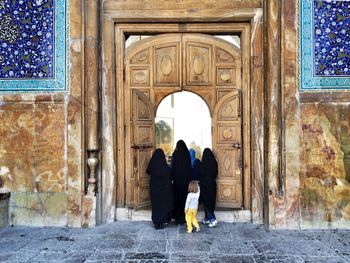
[300, 103, 350, 228]
[0, 0, 349, 229]
[268, 0, 350, 229]
[0, 191, 10, 228]
[0, 0, 84, 227]
[295, 0, 350, 228]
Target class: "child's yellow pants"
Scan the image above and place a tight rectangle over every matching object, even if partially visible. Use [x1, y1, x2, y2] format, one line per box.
[185, 208, 199, 232]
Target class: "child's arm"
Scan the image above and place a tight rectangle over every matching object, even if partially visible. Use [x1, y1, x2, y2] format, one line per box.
[194, 187, 200, 199]
[184, 194, 190, 212]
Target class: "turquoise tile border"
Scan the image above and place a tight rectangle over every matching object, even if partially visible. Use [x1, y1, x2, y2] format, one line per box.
[0, 0, 68, 93]
[299, 0, 350, 91]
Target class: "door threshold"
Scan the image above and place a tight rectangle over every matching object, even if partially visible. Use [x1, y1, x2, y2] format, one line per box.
[116, 208, 251, 222]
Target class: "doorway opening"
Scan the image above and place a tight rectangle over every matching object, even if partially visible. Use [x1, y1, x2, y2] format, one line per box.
[101, 21, 262, 224]
[125, 34, 241, 50]
[117, 31, 251, 220]
[124, 33, 245, 210]
[155, 91, 212, 161]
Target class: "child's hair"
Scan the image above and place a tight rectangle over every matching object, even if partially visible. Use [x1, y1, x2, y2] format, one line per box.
[188, 180, 199, 193]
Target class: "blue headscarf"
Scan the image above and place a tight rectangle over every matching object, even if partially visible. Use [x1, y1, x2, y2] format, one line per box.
[189, 148, 196, 168]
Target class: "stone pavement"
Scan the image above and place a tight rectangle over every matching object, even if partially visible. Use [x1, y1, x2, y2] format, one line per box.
[0, 221, 349, 263]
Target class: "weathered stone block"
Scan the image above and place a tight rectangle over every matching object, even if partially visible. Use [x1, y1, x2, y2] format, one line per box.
[0, 190, 10, 228]
[9, 192, 68, 226]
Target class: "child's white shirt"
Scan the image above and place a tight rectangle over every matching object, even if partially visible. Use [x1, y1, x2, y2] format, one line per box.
[185, 187, 200, 210]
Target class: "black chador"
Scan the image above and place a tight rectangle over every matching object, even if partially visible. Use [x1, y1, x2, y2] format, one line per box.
[200, 148, 218, 221]
[171, 140, 192, 224]
[146, 149, 173, 229]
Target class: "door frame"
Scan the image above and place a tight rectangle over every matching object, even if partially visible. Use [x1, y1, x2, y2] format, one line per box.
[100, 17, 265, 224]
[116, 23, 251, 209]
[123, 32, 247, 210]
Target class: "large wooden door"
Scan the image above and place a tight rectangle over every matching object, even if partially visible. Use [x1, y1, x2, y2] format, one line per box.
[213, 91, 242, 208]
[182, 34, 243, 208]
[124, 35, 182, 208]
[124, 33, 243, 209]
[131, 90, 155, 210]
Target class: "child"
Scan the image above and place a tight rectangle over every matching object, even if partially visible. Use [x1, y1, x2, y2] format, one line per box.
[184, 180, 200, 233]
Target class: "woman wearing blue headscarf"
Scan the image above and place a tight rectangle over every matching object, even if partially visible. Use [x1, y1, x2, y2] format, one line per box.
[189, 148, 201, 181]
[189, 149, 196, 167]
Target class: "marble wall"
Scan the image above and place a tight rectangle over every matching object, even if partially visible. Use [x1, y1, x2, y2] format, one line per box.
[0, 0, 84, 227]
[0, 190, 10, 228]
[297, 0, 350, 229]
[269, 0, 350, 229]
[300, 103, 350, 228]
[0, 0, 349, 229]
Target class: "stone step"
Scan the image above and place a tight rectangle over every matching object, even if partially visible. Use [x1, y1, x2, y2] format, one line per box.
[116, 208, 251, 222]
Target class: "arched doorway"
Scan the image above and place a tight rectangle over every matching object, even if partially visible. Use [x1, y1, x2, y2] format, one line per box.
[122, 33, 249, 211]
[155, 91, 212, 160]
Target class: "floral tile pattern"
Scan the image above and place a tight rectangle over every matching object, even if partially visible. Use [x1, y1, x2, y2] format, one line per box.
[0, 0, 67, 92]
[314, 0, 350, 76]
[299, 0, 350, 90]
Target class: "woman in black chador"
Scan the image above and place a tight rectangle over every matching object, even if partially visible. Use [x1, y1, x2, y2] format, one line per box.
[171, 140, 192, 224]
[200, 148, 218, 227]
[146, 149, 173, 229]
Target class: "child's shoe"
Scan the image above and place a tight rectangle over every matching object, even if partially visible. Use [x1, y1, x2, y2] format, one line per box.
[208, 220, 218, 228]
[186, 230, 192, 234]
[195, 226, 200, 232]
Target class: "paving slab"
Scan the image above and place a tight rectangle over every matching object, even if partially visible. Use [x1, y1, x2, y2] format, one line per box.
[0, 222, 349, 262]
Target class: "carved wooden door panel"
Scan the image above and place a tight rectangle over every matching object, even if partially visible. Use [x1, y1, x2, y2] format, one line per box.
[182, 34, 242, 111]
[213, 91, 242, 208]
[131, 90, 155, 210]
[182, 34, 243, 208]
[125, 35, 182, 208]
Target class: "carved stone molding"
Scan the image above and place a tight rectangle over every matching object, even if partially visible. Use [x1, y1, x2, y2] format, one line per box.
[264, 0, 284, 227]
[85, 0, 100, 151]
[84, 0, 100, 201]
[87, 152, 99, 196]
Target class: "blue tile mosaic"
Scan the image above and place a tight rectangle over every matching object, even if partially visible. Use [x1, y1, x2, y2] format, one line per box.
[0, 0, 68, 92]
[299, 0, 350, 90]
[314, 0, 350, 76]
